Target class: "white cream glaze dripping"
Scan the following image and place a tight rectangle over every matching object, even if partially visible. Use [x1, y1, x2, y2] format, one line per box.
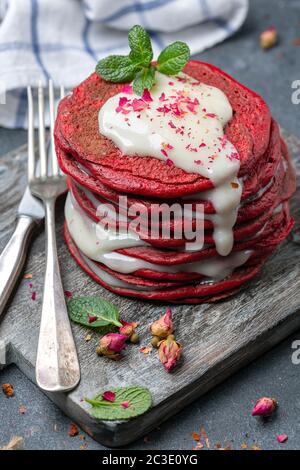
[65, 192, 252, 281]
[99, 72, 242, 256]
[65, 192, 146, 257]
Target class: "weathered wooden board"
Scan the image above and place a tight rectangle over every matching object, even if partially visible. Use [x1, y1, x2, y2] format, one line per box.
[0, 130, 299, 447]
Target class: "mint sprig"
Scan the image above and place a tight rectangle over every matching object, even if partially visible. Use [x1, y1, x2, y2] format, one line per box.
[85, 386, 152, 420]
[96, 25, 190, 95]
[67, 296, 122, 332]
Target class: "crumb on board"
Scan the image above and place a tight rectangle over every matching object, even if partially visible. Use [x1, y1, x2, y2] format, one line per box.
[23, 273, 32, 279]
[260, 27, 278, 50]
[2, 383, 14, 397]
[68, 423, 79, 437]
[139, 346, 152, 355]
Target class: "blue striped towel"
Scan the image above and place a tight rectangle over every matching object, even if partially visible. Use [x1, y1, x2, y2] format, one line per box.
[0, 0, 248, 128]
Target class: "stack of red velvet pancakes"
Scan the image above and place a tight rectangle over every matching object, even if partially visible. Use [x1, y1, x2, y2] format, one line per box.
[54, 61, 296, 304]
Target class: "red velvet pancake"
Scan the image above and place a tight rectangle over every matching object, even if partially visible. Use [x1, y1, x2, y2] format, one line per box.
[66, 127, 285, 225]
[64, 200, 293, 284]
[64, 223, 274, 284]
[115, 204, 293, 266]
[55, 119, 284, 224]
[56, 59, 296, 304]
[64, 197, 293, 303]
[66, 146, 294, 250]
[55, 61, 271, 198]
[64, 224, 269, 303]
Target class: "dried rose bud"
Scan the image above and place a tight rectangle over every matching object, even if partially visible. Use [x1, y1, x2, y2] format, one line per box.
[252, 397, 277, 417]
[158, 335, 182, 372]
[119, 320, 138, 339]
[96, 333, 127, 360]
[150, 307, 173, 339]
[260, 27, 277, 50]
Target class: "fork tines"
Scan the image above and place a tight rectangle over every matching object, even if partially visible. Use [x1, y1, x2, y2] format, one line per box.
[27, 82, 65, 181]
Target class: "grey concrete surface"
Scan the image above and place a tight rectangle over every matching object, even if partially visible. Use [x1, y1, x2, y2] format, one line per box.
[0, 0, 300, 451]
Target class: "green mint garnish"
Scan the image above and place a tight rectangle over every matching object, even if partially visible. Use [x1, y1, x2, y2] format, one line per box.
[128, 25, 153, 67]
[67, 296, 122, 333]
[156, 41, 190, 76]
[95, 24, 190, 95]
[96, 55, 136, 83]
[85, 386, 152, 420]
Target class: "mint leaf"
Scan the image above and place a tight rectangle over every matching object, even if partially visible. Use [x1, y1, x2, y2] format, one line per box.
[95, 25, 190, 93]
[133, 66, 156, 95]
[157, 41, 190, 75]
[96, 55, 137, 83]
[85, 386, 152, 420]
[68, 296, 122, 331]
[128, 25, 153, 67]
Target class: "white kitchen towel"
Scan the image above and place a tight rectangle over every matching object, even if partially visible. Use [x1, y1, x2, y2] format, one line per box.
[0, 0, 248, 128]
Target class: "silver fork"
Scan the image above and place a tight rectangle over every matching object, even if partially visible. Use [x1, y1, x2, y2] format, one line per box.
[27, 81, 80, 392]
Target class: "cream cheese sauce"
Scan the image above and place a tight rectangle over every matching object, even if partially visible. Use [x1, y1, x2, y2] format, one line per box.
[65, 192, 252, 281]
[81, 253, 152, 291]
[65, 192, 146, 258]
[99, 72, 242, 256]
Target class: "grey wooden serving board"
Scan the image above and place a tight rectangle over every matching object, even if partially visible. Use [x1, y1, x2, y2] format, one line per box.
[0, 130, 299, 448]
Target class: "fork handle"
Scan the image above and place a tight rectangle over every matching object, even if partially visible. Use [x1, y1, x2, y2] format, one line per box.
[0, 216, 37, 321]
[36, 199, 80, 392]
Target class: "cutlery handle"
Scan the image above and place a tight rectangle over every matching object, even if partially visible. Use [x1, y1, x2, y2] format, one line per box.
[0, 216, 37, 320]
[36, 199, 80, 392]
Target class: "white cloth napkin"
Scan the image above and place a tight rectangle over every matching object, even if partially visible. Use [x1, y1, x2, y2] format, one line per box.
[0, 0, 248, 128]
